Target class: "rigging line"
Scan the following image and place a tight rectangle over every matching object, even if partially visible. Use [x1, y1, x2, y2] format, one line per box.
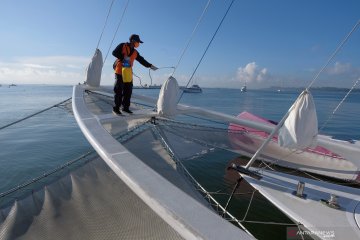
[133, 72, 144, 87]
[148, 66, 175, 86]
[87, 89, 155, 109]
[319, 78, 360, 132]
[151, 126, 250, 233]
[241, 220, 298, 226]
[103, 0, 130, 63]
[157, 111, 233, 129]
[241, 189, 257, 222]
[96, 0, 116, 50]
[0, 97, 71, 131]
[307, 19, 360, 89]
[222, 178, 242, 217]
[177, 0, 236, 103]
[171, 0, 212, 76]
[0, 149, 95, 199]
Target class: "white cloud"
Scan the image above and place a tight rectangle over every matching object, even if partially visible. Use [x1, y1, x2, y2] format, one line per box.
[326, 61, 351, 75]
[23, 63, 55, 69]
[0, 56, 91, 85]
[15, 56, 89, 67]
[236, 62, 269, 84]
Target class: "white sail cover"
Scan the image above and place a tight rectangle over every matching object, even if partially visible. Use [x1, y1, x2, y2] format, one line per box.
[86, 48, 103, 88]
[278, 90, 318, 149]
[157, 76, 180, 116]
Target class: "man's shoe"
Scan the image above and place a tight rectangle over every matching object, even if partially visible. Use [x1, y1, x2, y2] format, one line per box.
[112, 107, 122, 115]
[122, 108, 133, 114]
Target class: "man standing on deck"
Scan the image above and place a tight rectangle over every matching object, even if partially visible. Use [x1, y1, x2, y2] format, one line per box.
[112, 34, 158, 115]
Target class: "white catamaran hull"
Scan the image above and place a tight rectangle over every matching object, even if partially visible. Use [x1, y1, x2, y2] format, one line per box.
[240, 168, 360, 240]
[72, 84, 254, 240]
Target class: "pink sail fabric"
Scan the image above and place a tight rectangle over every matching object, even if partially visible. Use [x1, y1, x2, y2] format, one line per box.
[229, 111, 343, 159]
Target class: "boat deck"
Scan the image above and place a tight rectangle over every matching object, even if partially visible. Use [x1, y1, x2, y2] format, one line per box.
[71, 85, 253, 239]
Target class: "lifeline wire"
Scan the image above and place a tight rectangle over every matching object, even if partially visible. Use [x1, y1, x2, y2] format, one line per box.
[0, 98, 71, 131]
[104, 0, 130, 63]
[96, 0, 116, 50]
[0, 149, 95, 199]
[178, 0, 236, 103]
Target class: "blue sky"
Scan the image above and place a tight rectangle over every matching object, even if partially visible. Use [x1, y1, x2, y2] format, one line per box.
[0, 0, 359, 89]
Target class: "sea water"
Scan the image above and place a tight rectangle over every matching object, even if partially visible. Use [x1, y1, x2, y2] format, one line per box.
[1, 85, 359, 192]
[1, 84, 359, 239]
[0, 85, 92, 193]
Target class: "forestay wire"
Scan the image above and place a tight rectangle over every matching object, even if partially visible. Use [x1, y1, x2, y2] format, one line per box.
[306, 19, 360, 132]
[103, 0, 130, 63]
[95, 0, 116, 50]
[171, 0, 212, 76]
[319, 77, 360, 132]
[146, 0, 210, 87]
[307, 19, 360, 89]
[177, 0, 236, 103]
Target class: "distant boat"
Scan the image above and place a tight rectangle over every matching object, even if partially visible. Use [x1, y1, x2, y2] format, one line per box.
[133, 84, 161, 89]
[147, 85, 161, 89]
[8, 84, 17, 88]
[240, 85, 247, 92]
[241, 79, 247, 92]
[277, 80, 284, 92]
[181, 84, 202, 93]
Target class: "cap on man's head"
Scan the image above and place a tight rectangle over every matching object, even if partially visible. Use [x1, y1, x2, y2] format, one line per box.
[129, 34, 143, 43]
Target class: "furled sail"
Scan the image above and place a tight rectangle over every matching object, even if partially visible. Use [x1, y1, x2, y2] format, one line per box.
[157, 76, 180, 116]
[86, 49, 103, 88]
[278, 90, 318, 149]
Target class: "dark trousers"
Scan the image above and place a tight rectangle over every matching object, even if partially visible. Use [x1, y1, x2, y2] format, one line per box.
[114, 74, 133, 111]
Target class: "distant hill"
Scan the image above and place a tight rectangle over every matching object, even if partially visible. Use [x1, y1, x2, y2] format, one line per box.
[269, 86, 360, 92]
